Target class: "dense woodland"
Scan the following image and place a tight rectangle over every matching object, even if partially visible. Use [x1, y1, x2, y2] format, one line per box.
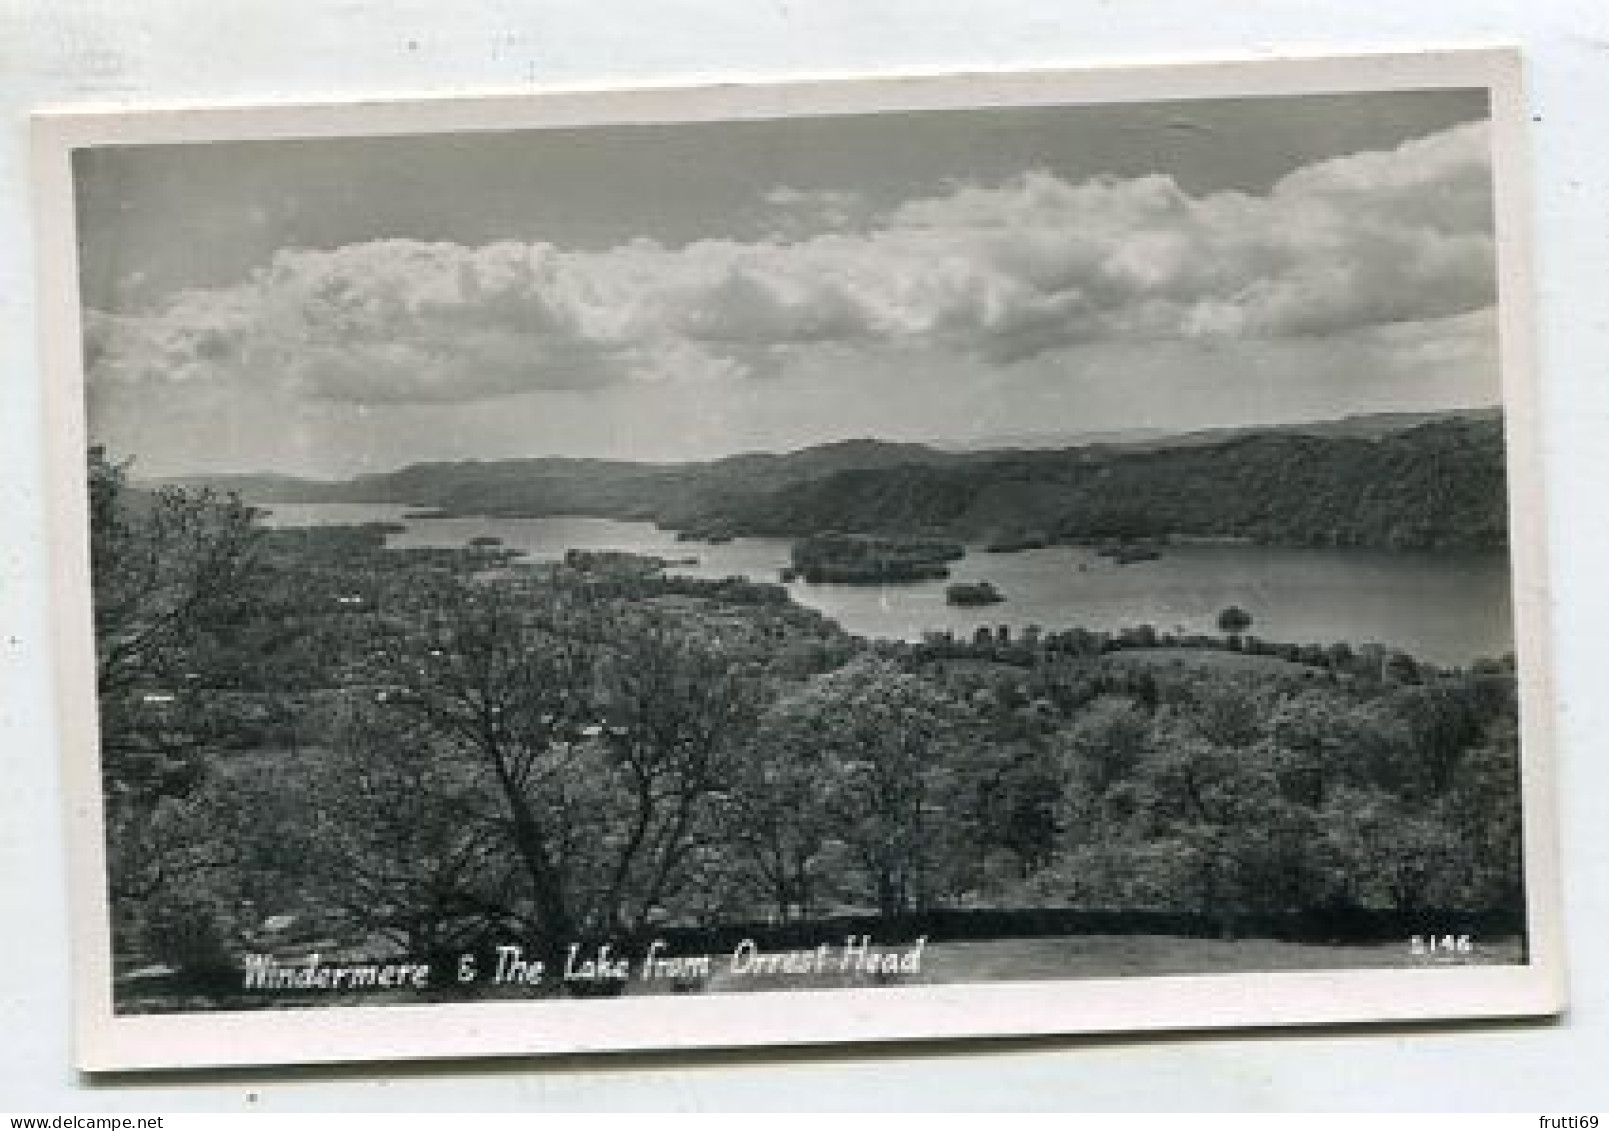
[721, 417, 1508, 551]
[94, 443, 1525, 1007]
[178, 411, 1509, 553]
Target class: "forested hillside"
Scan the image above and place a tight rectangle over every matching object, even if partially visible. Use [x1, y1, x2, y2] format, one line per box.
[95, 447, 1525, 1011]
[171, 412, 1507, 552]
[726, 418, 1508, 551]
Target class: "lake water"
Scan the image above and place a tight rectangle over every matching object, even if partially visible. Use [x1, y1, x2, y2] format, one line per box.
[259, 502, 1515, 666]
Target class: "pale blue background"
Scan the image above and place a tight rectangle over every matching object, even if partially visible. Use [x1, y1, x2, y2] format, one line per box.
[3, 0, 1606, 1111]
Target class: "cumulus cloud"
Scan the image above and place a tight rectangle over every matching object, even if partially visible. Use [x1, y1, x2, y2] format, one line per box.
[761, 186, 870, 240]
[86, 120, 1495, 404]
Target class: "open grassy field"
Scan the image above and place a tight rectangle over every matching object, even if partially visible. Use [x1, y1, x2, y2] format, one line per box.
[1101, 647, 1320, 677]
[117, 931, 1522, 1012]
[691, 932, 1523, 995]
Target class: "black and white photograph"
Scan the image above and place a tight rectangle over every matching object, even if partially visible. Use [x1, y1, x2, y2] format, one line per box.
[35, 50, 1562, 1069]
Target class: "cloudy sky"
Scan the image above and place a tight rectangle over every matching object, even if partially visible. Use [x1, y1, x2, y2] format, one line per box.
[76, 88, 1500, 478]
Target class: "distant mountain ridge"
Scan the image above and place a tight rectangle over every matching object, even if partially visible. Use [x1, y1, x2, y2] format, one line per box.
[161, 437, 969, 511]
[942, 407, 1502, 453]
[159, 407, 1508, 551]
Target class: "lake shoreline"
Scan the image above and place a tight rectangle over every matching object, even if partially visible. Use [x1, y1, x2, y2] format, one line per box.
[257, 503, 1516, 668]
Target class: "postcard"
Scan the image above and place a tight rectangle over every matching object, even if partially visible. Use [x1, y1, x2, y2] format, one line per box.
[33, 47, 1563, 1070]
